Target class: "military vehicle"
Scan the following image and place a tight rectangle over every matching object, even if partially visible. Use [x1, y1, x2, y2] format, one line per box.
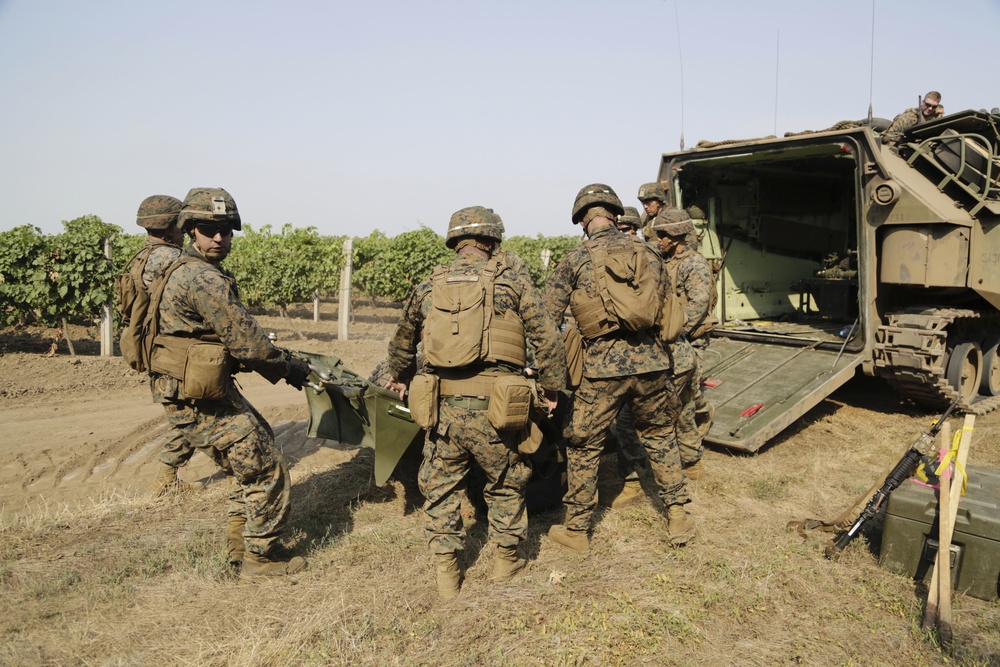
[661, 109, 1000, 452]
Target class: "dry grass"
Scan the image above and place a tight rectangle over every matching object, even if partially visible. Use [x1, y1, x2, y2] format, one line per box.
[3, 397, 1000, 667]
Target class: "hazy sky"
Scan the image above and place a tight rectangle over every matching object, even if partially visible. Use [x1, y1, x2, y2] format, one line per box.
[1, 0, 997, 239]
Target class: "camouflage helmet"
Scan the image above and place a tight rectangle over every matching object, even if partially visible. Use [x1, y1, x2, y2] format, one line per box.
[637, 182, 667, 203]
[571, 183, 624, 224]
[618, 206, 641, 229]
[445, 206, 503, 249]
[650, 207, 693, 236]
[177, 187, 242, 231]
[135, 195, 183, 230]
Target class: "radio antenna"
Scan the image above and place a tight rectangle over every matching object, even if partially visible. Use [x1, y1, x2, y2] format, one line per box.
[773, 31, 780, 136]
[674, 0, 685, 150]
[867, 0, 876, 125]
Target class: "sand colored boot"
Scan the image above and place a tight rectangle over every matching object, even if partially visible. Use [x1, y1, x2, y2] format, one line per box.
[547, 524, 590, 554]
[610, 479, 645, 508]
[225, 516, 246, 566]
[240, 552, 307, 579]
[152, 462, 203, 496]
[435, 552, 462, 598]
[667, 504, 697, 547]
[684, 460, 706, 481]
[491, 544, 527, 581]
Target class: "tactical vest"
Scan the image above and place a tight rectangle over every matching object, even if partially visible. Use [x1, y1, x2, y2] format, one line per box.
[422, 255, 526, 369]
[569, 236, 661, 340]
[139, 255, 234, 400]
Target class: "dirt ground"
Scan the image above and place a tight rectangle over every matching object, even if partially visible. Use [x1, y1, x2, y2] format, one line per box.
[2, 300, 999, 666]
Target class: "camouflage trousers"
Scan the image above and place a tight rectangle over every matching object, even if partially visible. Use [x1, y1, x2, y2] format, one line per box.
[161, 390, 291, 557]
[563, 370, 687, 532]
[149, 379, 194, 469]
[612, 405, 647, 482]
[418, 402, 532, 555]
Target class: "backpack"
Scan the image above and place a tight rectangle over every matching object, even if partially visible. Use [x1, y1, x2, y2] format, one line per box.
[660, 261, 686, 343]
[422, 256, 526, 369]
[584, 236, 660, 333]
[115, 246, 154, 371]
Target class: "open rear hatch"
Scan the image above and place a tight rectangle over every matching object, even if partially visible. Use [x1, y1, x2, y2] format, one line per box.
[701, 336, 864, 452]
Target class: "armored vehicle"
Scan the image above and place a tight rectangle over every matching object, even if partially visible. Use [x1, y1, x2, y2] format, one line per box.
[661, 109, 1000, 452]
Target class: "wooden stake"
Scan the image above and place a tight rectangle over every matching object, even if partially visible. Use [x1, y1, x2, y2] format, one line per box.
[921, 421, 950, 632]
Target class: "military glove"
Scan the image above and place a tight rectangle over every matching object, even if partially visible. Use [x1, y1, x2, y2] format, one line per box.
[285, 357, 311, 391]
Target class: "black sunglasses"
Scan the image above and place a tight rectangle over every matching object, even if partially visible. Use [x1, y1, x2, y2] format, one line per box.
[195, 223, 234, 237]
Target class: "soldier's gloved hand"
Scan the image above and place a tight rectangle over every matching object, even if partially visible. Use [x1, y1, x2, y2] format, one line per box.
[285, 357, 311, 391]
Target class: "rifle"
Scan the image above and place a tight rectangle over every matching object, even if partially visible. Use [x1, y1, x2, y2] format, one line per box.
[828, 398, 960, 555]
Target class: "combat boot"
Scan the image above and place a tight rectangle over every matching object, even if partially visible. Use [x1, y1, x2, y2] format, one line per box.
[610, 479, 645, 509]
[667, 504, 696, 547]
[435, 552, 462, 598]
[548, 524, 590, 554]
[684, 460, 706, 481]
[225, 515, 246, 566]
[152, 462, 203, 496]
[491, 544, 527, 581]
[240, 552, 308, 579]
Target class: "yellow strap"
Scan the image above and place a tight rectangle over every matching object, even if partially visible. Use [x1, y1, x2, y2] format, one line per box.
[934, 426, 972, 496]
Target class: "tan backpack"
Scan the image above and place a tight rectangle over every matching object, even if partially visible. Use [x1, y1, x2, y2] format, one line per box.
[422, 256, 526, 369]
[115, 246, 155, 371]
[584, 236, 660, 333]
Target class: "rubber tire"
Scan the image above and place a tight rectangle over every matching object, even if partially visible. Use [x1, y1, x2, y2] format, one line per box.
[946, 341, 983, 402]
[980, 335, 1000, 396]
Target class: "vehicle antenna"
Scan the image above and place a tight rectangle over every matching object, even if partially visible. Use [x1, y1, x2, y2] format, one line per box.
[673, 0, 685, 150]
[867, 0, 876, 125]
[773, 31, 780, 136]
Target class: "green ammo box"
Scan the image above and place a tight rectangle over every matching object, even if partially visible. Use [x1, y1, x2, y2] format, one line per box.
[879, 465, 1000, 601]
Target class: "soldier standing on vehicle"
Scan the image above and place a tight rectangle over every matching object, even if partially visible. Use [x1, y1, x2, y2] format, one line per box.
[545, 184, 694, 553]
[637, 182, 667, 241]
[385, 206, 566, 599]
[118, 195, 200, 496]
[651, 208, 715, 478]
[882, 91, 944, 146]
[148, 187, 311, 577]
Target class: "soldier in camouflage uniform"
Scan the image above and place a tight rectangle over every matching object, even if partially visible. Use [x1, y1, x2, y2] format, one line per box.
[545, 184, 694, 553]
[151, 187, 311, 578]
[651, 208, 716, 479]
[124, 195, 201, 496]
[882, 91, 944, 146]
[385, 206, 566, 598]
[637, 182, 667, 242]
[605, 205, 651, 508]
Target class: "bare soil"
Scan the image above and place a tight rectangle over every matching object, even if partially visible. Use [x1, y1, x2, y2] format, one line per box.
[1, 301, 998, 666]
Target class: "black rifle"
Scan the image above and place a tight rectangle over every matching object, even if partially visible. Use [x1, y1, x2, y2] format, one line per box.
[829, 398, 960, 554]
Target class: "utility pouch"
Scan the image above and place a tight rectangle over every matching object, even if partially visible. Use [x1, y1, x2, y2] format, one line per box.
[182, 342, 233, 401]
[563, 323, 584, 389]
[407, 374, 440, 430]
[516, 417, 545, 455]
[488, 374, 532, 431]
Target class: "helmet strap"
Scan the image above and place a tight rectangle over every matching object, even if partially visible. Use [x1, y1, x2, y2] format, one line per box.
[455, 238, 494, 255]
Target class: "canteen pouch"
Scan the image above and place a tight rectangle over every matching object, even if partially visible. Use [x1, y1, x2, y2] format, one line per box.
[488, 374, 532, 431]
[407, 374, 440, 430]
[181, 342, 233, 401]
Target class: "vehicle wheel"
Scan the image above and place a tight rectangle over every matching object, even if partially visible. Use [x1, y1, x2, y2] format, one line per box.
[980, 335, 1000, 396]
[946, 341, 983, 402]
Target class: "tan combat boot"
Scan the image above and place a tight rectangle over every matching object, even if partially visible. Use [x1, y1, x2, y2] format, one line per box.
[667, 504, 696, 547]
[152, 462, 203, 496]
[548, 524, 590, 554]
[610, 479, 645, 509]
[435, 552, 462, 598]
[491, 544, 527, 582]
[684, 460, 706, 481]
[225, 515, 246, 566]
[240, 552, 308, 579]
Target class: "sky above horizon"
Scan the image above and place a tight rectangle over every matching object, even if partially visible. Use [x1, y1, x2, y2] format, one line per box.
[1, 0, 998, 239]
